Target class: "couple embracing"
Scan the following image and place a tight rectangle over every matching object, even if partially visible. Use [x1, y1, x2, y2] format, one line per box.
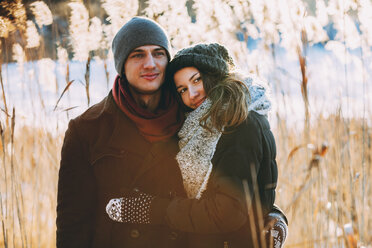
[57, 17, 288, 248]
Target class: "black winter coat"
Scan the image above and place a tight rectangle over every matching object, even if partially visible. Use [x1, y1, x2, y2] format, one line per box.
[150, 111, 279, 248]
[57, 92, 188, 248]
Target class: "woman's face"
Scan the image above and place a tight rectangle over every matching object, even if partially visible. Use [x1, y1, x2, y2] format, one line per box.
[174, 67, 207, 109]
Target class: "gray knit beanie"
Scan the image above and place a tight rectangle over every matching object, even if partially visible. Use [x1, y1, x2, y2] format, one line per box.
[167, 43, 235, 78]
[112, 17, 171, 76]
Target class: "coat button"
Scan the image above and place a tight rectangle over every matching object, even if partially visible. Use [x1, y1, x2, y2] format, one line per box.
[169, 231, 178, 240]
[169, 191, 177, 198]
[130, 229, 140, 238]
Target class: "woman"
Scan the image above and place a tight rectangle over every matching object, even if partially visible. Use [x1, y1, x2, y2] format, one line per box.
[106, 43, 288, 247]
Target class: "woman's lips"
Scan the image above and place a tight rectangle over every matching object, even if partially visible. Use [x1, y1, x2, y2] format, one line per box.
[194, 97, 206, 108]
[142, 73, 159, 81]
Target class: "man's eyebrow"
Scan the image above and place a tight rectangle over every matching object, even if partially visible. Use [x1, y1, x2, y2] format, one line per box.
[153, 47, 166, 52]
[129, 47, 165, 54]
[129, 48, 145, 54]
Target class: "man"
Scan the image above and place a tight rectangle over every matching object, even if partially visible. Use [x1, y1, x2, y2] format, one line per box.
[57, 16, 187, 247]
[57, 17, 287, 248]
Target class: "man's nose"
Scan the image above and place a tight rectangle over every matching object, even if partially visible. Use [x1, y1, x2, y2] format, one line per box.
[143, 54, 156, 69]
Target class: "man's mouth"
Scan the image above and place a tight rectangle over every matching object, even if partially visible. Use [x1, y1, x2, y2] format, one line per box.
[141, 73, 159, 81]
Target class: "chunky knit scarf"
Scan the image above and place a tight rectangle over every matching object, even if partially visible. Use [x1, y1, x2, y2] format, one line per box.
[176, 98, 221, 199]
[176, 75, 271, 199]
[112, 76, 183, 143]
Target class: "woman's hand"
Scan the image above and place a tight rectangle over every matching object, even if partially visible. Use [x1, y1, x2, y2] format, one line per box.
[263, 212, 288, 248]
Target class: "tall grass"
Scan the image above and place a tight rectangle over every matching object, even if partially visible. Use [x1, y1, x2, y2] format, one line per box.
[275, 114, 371, 247]
[0, 123, 61, 247]
[0, 0, 371, 247]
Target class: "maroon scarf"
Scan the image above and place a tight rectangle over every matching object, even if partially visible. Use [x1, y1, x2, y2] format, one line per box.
[112, 76, 183, 143]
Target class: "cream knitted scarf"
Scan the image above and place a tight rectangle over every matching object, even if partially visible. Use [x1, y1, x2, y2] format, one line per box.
[176, 98, 221, 199]
[176, 76, 271, 199]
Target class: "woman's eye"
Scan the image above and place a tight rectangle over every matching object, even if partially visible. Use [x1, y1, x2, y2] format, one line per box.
[194, 77, 201, 84]
[178, 88, 187, 94]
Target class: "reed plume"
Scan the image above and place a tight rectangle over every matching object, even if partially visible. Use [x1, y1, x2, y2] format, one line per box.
[12, 43, 25, 73]
[68, 2, 89, 62]
[0, 17, 16, 39]
[29, 1, 53, 28]
[0, 0, 27, 31]
[101, 0, 138, 34]
[25, 21, 40, 49]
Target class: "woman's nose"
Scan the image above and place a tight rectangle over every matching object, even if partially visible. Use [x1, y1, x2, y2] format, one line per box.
[189, 87, 199, 99]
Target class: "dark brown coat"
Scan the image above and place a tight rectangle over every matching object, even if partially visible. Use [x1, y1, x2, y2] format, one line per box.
[56, 92, 187, 248]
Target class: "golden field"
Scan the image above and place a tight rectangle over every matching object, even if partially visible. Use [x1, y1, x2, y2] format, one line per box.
[1, 0, 371, 247]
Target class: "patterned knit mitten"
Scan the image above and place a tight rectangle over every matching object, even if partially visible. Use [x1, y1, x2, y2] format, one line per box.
[106, 192, 154, 224]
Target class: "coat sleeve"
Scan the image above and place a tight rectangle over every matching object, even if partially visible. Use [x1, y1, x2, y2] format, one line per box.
[268, 204, 288, 225]
[56, 119, 97, 248]
[151, 112, 270, 234]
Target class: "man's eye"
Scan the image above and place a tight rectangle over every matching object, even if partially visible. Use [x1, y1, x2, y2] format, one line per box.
[131, 53, 144, 58]
[154, 51, 166, 57]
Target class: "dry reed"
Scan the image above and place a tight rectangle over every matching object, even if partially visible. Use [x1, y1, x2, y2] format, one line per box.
[0, 1, 371, 247]
[275, 113, 371, 247]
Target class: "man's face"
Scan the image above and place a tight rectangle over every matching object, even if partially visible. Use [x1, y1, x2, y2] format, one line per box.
[124, 45, 168, 95]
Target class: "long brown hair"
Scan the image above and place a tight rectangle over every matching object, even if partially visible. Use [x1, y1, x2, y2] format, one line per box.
[167, 43, 250, 132]
[199, 71, 250, 133]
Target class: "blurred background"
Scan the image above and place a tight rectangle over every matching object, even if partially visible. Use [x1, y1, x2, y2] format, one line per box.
[0, 0, 371, 247]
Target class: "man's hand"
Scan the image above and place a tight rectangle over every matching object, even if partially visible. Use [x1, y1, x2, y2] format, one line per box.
[106, 190, 154, 224]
